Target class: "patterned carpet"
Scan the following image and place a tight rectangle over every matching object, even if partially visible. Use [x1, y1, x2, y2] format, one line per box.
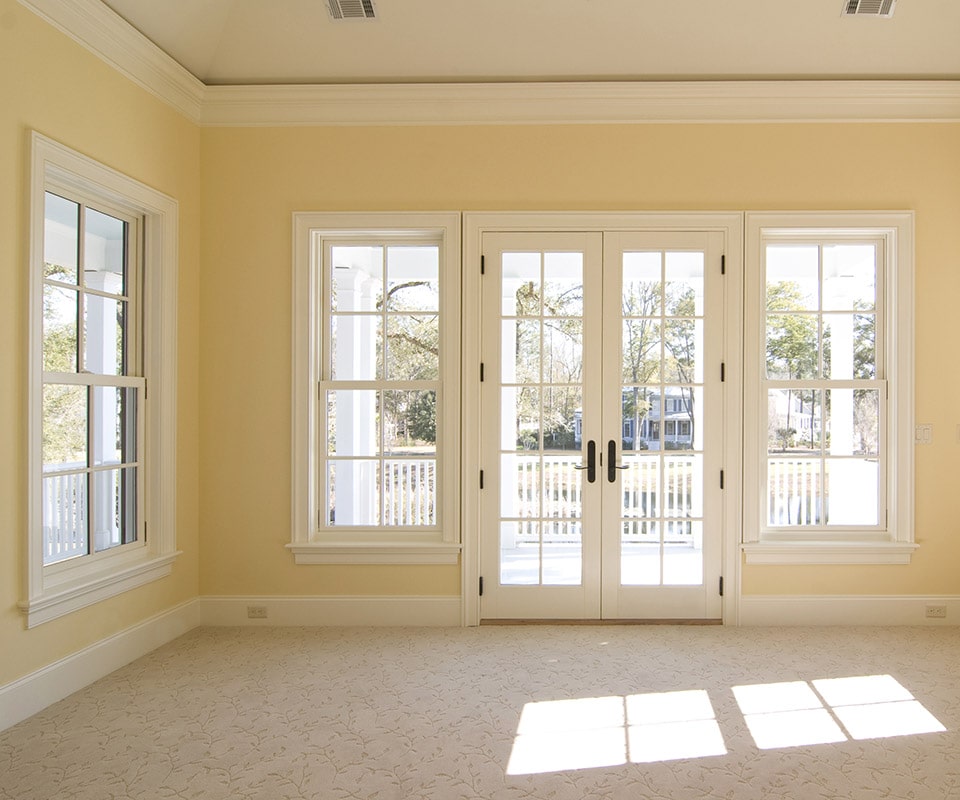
[2, 624, 960, 799]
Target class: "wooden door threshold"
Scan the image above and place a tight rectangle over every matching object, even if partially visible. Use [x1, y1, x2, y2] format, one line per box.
[480, 618, 722, 626]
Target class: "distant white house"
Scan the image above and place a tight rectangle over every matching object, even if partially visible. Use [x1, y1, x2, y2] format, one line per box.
[574, 388, 695, 451]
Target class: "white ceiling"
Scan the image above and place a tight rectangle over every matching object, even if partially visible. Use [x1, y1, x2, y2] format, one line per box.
[99, 0, 960, 86]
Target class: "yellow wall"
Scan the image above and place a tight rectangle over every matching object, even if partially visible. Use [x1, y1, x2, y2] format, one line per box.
[199, 123, 960, 599]
[0, 0, 201, 685]
[4, 5, 960, 691]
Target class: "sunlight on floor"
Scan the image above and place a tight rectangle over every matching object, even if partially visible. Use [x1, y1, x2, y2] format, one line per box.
[733, 675, 946, 750]
[507, 690, 726, 775]
[507, 675, 946, 776]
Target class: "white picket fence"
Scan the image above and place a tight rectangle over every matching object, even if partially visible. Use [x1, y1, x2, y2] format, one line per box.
[383, 458, 436, 525]
[767, 458, 823, 525]
[42, 467, 87, 564]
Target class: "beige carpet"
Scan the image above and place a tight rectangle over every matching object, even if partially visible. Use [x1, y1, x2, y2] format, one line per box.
[2, 625, 959, 799]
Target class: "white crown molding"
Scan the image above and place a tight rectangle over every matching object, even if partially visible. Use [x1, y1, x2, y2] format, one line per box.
[200, 80, 960, 127]
[17, 3, 960, 126]
[17, 0, 204, 123]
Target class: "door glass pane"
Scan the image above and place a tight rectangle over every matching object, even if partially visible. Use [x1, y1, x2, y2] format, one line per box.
[502, 454, 539, 518]
[622, 252, 661, 316]
[42, 472, 87, 564]
[767, 458, 823, 526]
[542, 387, 581, 452]
[386, 246, 439, 311]
[621, 521, 660, 586]
[44, 192, 79, 284]
[543, 252, 583, 316]
[503, 319, 540, 383]
[544, 319, 582, 384]
[501, 521, 539, 585]
[664, 251, 704, 316]
[83, 295, 126, 375]
[664, 455, 702, 518]
[504, 387, 540, 450]
[84, 208, 126, 295]
[541, 454, 582, 518]
[43, 285, 78, 373]
[663, 318, 702, 383]
[502, 253, 541, 315]
[622, 319, 661, 384]
[43, 384, 87, 471]
[621, 455, 659, 517]
[386, 314, 438, 380]
[542, 521, 581, 585]
[663, 520, 702, 585]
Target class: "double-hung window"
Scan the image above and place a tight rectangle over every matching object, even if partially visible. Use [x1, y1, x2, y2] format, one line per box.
[742, 213, 915, 564]
[23, 134, 178, 626]
[291, 213, 461, 564]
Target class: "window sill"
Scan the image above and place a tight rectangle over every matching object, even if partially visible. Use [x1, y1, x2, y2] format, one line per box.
[287, 542, 462, 565]
[742, 541, 918, 565]
[19, 551, 181, 628]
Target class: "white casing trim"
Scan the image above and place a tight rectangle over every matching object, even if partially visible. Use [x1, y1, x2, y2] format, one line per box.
[16, 0, 204, 123]
[739, 594, 960, 626]
[0, 599, 198, 733]
[742, 542, 919, 565]
[12, 2, 960, 126]
[287, 543, 461, 565]
[196, 595, 462, 627]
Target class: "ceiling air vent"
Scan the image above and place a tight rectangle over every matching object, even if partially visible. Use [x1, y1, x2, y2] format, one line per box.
[842, 0, 896, 17]
[327, 0, 376, 20]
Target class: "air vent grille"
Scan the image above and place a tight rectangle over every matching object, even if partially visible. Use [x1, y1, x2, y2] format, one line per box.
[327, 0, 376, 20]
[843, 0, 896, 17]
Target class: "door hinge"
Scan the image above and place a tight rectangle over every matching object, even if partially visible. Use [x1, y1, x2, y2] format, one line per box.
[481, 254, 485, 275]
[721, 254, 726, 275]
[480, 469, 484, 489]
[720, 362, 726, 382]
[479, 576, 484, 596]
[719, 576, 724, 597]
[480, 362, 485, 382]
[720, 469, 725, 489]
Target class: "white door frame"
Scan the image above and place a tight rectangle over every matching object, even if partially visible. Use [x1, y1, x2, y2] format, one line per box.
[462, 212, 743, 626]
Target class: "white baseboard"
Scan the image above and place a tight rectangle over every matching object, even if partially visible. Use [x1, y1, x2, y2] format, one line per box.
[0, 598, 198, 732]
[196, 595, 463, 627]
[739, 595, 960, 626]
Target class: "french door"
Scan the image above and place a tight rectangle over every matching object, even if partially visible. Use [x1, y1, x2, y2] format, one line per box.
[479, 229, 725, 620]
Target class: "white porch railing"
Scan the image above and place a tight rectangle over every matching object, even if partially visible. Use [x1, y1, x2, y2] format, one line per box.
[383, 458, 436, 526]
[767, 459, 823, 525]
[42, 467, 87, 564]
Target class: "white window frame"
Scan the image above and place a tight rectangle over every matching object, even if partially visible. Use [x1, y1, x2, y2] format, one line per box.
[290, 212, 461, 565]
[22, 133, 180, 627]
[742, 212, 916, 565]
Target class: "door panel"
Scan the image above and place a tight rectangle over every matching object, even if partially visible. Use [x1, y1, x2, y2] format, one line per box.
[480, 230, 723, 620]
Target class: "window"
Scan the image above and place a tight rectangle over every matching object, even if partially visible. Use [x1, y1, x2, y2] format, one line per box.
[742, 213, 915, 564]
[291, 213, 461, 564]
[23, 133, 179, 626]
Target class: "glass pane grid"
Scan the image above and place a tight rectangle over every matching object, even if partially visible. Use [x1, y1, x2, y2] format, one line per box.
[324, 243, 441, 529]
[619, 250, 705, 588]
[763, 242, 881, 529]
[499, 250, 585, 587]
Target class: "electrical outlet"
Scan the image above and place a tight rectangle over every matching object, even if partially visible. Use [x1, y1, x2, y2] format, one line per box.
[925, 604, 947, 619]
[246, 605, 268, 619]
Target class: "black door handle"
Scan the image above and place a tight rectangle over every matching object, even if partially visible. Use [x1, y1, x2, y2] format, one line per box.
[608, 439, 628, 482]
[574, 439, 596, 483]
